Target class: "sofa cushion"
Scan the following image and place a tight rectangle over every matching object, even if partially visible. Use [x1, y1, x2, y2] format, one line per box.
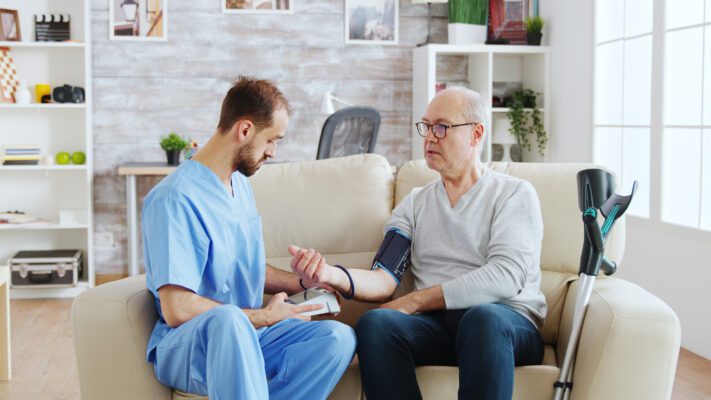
[173, 348, 558, 400]
[173, 363, 362, 400]
[250, 154, 394, 259]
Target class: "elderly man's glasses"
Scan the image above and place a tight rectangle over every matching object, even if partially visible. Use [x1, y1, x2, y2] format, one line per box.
[415, 122, 478, 139]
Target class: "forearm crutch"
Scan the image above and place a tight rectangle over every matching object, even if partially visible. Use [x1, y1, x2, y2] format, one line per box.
[553, 169, 637, 400]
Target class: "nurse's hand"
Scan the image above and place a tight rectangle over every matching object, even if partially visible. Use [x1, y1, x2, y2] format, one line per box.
[265, 292, 323, 324]
[288, 245, 335, 287]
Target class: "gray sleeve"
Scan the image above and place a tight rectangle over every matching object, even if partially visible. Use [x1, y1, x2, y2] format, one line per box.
[384, 190, 418, 238]
[441, 181, 544, 309]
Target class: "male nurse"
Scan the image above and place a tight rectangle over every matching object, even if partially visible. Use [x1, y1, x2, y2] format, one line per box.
[142, 76, 356, 399]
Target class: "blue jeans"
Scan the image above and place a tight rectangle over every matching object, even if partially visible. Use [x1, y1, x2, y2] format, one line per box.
[355, 304, 544, 400]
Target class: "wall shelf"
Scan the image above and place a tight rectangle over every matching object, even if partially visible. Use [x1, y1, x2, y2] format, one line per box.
[0, 103, 86, 109]
[0, 165, 88, 171]
[412, 44, 551, 162]
[0, 41, 85, 48]
[492, 107, 543, 113]
[0, 224, 89, 231]
[0, 0, 94, 299]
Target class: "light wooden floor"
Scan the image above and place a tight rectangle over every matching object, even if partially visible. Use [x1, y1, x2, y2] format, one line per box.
[0, 299, 709, 400]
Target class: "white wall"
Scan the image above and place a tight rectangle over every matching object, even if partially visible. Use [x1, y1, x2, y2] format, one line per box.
[618, 222, 711, 359]
[540, 0, 594, 164]
[541, 0, 711, 359]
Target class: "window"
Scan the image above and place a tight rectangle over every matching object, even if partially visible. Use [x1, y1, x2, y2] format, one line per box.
[594, 0, 711, 231]
[661, 0, 711, 229]
[593, 0, 652, 218]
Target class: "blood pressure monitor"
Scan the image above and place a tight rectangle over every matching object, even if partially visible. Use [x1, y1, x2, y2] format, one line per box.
[286, 288, 341, 317]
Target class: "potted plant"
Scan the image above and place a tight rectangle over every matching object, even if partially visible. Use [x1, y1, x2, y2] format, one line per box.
[160, 132, 188, 166]
[448, 0, 488, 45]
[524, 15, 544, 45]
[506, 89, 547, 160]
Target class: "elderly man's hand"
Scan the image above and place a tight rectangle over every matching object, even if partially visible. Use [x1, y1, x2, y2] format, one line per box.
[379, 286, 445, 315]
[288, 245, 335, 288]
[379, 293, 420, 315]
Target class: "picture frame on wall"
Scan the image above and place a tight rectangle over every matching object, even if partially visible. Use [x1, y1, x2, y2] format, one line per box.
[345, 0, 398, 45]
[0, 8, 21, 41]
[222, 0, 293, 14]
[488, 0, 535, 45]
[110, 0, 167, 41]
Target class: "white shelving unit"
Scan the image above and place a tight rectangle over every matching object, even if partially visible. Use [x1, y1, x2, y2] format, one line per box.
[0, 0, 93, 298]
[412, 44, 551, 162]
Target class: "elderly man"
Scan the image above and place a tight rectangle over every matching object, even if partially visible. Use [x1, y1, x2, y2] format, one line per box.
[142, 76, 356, 400]
[289, 86, 546, 400]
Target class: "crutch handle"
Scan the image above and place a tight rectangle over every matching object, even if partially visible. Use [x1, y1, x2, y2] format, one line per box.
[583, 208, 603, 252]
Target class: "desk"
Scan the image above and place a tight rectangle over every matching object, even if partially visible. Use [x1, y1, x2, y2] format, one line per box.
[117, 163, 176, 276]
[0, 265, 10, 381]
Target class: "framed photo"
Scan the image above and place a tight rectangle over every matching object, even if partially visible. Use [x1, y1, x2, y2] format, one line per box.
[0, 47, 19, 103]
[110, 0, 167, 41]
[488, 0, 535, 45]
[0, 9, 21, 41]
[222, 0, 292, 14]
[345, 0, 398, 45]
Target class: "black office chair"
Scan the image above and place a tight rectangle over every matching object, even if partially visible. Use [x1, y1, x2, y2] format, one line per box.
[316, 107, 381, 160]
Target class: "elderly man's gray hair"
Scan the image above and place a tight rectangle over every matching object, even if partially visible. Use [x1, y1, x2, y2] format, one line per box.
[438, 86, 489, 154]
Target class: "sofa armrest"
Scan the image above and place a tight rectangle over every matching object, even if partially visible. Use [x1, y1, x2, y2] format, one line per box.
[72, 275, 171, 400]
[558, 278, 681, 400]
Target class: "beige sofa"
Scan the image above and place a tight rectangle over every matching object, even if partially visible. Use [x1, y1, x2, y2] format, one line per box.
[73, 154, 681, 400]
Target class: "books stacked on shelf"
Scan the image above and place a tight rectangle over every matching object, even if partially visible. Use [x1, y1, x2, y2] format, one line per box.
[1, 145, 41, 165]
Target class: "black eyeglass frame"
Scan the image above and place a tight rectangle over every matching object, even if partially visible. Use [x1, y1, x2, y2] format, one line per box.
[415, 122, 479, 139]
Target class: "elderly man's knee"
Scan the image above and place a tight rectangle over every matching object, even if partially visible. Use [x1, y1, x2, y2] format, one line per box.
[355, 308, 409, 344]
[459, 304, 514, 339]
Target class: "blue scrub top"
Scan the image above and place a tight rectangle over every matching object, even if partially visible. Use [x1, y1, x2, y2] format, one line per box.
[142, 160, 266, 362]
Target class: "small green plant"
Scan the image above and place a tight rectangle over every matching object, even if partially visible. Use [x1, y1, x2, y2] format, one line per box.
[160, 132, 188, 152]
[506, 89, 548, 158]
[524, 15, 544, 34]
[448, 0, 488, 25]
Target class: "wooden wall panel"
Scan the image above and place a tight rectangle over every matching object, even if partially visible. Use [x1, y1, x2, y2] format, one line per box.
[91, 0, 451, 275]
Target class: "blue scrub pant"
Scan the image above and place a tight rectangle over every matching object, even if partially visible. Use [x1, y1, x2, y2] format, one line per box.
[355, 304, 544, 400]
[152, 304, 356, 400]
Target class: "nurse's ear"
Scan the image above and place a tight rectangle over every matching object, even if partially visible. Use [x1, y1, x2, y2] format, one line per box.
[230, 119, 255, 144]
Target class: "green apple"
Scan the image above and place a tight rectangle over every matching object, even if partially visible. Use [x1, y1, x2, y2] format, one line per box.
[71, 151, 86, 165]
[56, 152, 70, 165]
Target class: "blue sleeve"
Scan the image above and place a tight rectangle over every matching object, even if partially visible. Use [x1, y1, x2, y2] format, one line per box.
[143, 193, 209, 294]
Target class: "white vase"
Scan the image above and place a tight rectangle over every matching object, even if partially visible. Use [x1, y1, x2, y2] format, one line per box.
[14, 80, 31, 105]
[492, 119, 517, 162]
[447, 23, 487, 45]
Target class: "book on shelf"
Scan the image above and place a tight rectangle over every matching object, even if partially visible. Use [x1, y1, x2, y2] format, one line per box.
[1, 145, 41, 165]
[2, 159, 40, 165]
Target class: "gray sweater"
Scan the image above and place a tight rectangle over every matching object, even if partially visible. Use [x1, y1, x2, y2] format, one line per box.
[385, 167, 547, 329]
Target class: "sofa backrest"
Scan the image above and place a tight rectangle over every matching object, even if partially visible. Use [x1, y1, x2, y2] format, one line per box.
[250, 154, 395, 326]
[73, 275, 171, 399]
[395, 160, 626, 344]
[250, 154, 394, 261]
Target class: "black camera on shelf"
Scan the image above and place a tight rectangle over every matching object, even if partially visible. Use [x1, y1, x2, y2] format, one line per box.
[52, 84, 85, 103]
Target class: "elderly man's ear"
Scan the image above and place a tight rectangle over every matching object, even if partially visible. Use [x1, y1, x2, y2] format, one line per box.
[471, 124, 485, 146]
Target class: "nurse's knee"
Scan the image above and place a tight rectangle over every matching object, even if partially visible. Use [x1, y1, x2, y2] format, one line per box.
[204, 305, 252, 336]
[319, 321, 356, 357]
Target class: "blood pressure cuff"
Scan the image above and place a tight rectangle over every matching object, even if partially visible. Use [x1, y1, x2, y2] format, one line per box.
[371, 229, 412, 284]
